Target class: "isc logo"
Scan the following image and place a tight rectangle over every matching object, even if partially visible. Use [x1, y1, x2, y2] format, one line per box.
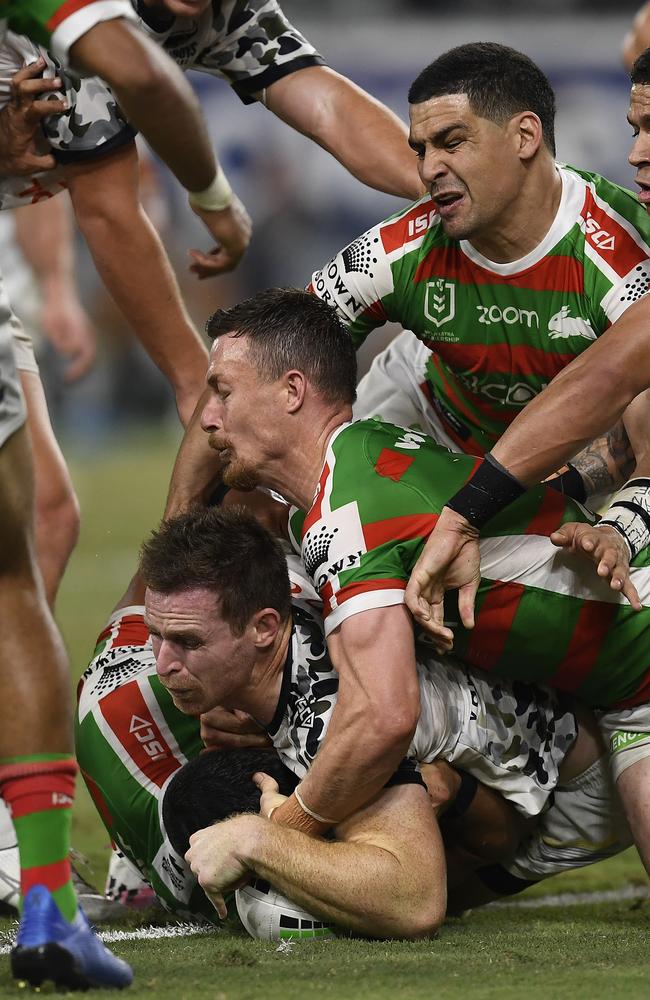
[407, 209, 437, 238]
[581, 212, 615, 251]
[129, 714, 167, 761]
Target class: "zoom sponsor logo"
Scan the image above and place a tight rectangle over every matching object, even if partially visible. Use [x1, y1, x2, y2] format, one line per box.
[476, 304, 539, 327]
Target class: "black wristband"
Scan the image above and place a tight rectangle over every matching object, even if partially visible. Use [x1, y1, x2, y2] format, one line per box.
[545, 463, 587, 504]
[445, 770, 478, 820]
[446, 454, 526, 529]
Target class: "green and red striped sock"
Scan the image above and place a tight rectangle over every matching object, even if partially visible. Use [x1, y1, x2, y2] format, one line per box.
[0, 754, 77, 921]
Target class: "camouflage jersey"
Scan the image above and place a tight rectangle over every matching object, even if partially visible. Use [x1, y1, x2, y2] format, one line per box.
[0, 31, 133, 209]
[0, 0, 135, 66]
[133, 0, 324, 103]
[271, 628, 576, 819]
[289, 419, 650, 710]
[309, 164, 650, 455]
[74, 558, 418, 919]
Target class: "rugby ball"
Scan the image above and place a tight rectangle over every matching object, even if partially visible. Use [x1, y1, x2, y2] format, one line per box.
[235, 879, 337, 941]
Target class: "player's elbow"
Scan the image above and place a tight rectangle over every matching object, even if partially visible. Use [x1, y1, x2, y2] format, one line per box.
[373, 695, 420, 751]
[357, 702, 418, 771]
[86, 26, 174, 105]
[368, 884, 445, 940]
[395, 895, 445, 939]
[107, 58, 173, 111]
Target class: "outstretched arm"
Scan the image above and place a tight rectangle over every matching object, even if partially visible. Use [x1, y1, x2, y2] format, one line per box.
[63, 142, 209, 426]
[488, 301, 650, 486]
[69, 19, 214, 193]
[186, 780, 445, 938]
[406, 297, 650, 639]
[264, 65, 422, 201]
[69, 19, 251, 272]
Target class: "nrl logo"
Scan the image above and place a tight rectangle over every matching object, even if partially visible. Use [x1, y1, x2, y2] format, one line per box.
[424, 279, 455, 327]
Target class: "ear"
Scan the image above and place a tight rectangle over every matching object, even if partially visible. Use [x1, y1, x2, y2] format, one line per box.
[251, 608, 283, 649]
[285, 370, 307, 413]
[512, 111, 543, 161]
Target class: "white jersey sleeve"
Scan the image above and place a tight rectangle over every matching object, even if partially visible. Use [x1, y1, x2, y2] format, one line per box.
[0, 32, 133, 209]
[133, 0, 324, 104]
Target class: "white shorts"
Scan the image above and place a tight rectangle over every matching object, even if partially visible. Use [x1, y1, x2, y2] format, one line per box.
[597, 703, 650, 781]
[0, 270, 27, 448]
[353, 330, 458, 451]
[0, 214, 41, 376]
[11, 315, 38, 376]
[504, 755, 633, 883]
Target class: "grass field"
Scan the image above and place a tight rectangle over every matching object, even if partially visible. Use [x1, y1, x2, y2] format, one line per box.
[0, 429, 648, 997]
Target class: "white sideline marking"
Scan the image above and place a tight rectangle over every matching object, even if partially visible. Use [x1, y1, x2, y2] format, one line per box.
[0, 921, 216, 955]
[488, 884, 650, 909]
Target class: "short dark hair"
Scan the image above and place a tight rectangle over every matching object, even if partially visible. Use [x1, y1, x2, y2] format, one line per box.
[408, 42, 556, 156]
[139, 506, 291, 636]
[632, 49, 650, 86]
[206, 287, 357, 407]
[162, 749, 298, 857]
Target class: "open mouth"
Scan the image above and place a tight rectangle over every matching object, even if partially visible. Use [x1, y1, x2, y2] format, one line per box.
[636, 179, 650, 204]
[432, 191, 465, 217]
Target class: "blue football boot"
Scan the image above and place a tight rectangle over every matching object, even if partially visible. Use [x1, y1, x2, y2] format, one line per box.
[10, 884, 133, 990]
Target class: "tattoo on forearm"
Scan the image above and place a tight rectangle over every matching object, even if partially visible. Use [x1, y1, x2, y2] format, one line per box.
[571, 424, 635, 498]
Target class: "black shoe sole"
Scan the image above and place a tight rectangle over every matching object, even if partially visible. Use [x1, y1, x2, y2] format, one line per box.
[11, 943, 127, 991]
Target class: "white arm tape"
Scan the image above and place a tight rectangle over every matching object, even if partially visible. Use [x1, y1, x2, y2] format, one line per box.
[599, 477, 650, 559]
[188, 168, 233, 212]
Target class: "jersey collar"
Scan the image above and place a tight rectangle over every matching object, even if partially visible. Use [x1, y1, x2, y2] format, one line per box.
[459, 164, 584, 276]
[310, 421, 352, 509]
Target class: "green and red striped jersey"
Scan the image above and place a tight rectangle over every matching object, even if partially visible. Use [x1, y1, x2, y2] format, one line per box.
[1, 0, 134, 60]
[310, 165, 650, 455]
[293, 419, 650, 710]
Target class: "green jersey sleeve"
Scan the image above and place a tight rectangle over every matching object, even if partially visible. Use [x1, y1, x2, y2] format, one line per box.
[300, 420, 474, 634]
[5, 0, 135, 65]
